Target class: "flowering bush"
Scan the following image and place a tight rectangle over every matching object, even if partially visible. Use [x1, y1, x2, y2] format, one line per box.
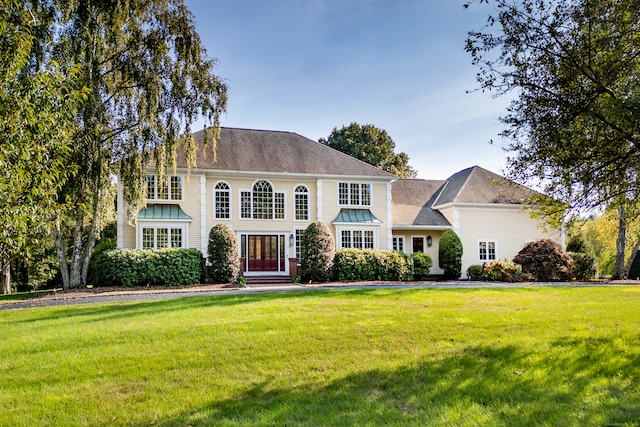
[482, 258, 523, 282]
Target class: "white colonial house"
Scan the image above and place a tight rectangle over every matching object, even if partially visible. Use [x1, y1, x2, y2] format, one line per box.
[117, 127, 562, 278]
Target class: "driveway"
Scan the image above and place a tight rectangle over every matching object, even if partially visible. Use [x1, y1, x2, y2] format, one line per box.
[0, 280, 632, 310]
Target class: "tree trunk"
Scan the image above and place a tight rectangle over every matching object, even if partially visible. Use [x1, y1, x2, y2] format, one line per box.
[612, 204, 626, 280]
[54, 215, 71, 290]
[81, 193, 101, 286]
[1, 257, 11, 295]
[624, 237, 640, 279]
[68, 206, 86, 288]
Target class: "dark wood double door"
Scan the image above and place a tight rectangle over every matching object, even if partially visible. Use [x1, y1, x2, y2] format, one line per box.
[247, 235, 286, 272]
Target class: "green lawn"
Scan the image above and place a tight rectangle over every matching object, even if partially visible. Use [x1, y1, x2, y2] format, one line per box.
[1, 287, 639, 426]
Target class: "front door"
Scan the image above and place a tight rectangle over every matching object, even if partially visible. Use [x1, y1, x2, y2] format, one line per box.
[413, 237, 424, 253]
[248, 235, 279, 271]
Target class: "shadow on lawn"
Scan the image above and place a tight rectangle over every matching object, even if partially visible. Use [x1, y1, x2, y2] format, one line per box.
[4, 287, 416, 325]
[144, 339, 640, 427]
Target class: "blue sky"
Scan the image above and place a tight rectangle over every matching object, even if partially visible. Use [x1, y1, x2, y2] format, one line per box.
[184, 0, 511, 179]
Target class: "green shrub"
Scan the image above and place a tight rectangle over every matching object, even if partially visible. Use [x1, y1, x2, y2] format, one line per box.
[301, 222, 335, 282]
[335, 249, 413, 281]
[482, 258, 523, 282]
[412, 252, 433, 279]
[207, 224, 240, 284]
[568, 252, 596, 281]
[438, 230, 463, 280]
[88, 248, 202, 287]
[513, 239, 574, 282]
[467, 264, 484, 281]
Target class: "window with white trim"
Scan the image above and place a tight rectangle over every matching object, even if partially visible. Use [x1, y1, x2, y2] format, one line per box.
[141, 226, 185, 249]
[146, 175, 183, 201]
[214, 182, 231, 219]
[339, 228, 375, 249]
[479, 240, 497, 261]
[239, 180, 286, 220]
[295, 229, 305, 259]
[393, 236, 405, 252]
[294, 185, 309, 221]
[338, 182, 371, 206]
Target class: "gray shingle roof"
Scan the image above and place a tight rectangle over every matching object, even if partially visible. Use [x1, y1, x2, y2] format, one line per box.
[434, 166, 541, 206]
[177, 127, 395, 178]
[392, 179, 451, 227]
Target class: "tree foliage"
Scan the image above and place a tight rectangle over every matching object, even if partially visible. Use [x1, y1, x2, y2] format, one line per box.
[20, 0, 228, 289]
[0, 1, 86, 293]
[466, 0, 640, 278]
[319, 123, 417, 178]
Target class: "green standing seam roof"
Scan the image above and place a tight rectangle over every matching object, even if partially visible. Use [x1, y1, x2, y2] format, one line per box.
[332, 208, 382, 224]
[137, 204, 192, 221]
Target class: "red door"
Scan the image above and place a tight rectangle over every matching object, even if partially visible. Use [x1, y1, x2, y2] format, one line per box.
[248, 235, 278, 271]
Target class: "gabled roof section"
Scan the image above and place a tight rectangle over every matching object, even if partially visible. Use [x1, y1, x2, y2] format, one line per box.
[433, 166, 541, 206]
[392, 179, 451, 227]
[176, 127, 396, 178]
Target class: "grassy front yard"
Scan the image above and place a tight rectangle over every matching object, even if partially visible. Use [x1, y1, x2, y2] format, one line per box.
[1, 286, 639, 426]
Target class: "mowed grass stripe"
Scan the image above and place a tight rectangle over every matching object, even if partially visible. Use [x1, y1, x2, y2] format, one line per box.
[1, 287, 638, 426]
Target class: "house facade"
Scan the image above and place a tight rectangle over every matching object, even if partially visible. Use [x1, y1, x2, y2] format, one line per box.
[117, 127, 562, 278]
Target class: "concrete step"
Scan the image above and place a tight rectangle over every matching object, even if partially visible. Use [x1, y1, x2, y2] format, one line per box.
[244, 276, 294, 287]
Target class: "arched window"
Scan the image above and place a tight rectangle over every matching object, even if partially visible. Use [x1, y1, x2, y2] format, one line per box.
[214, 182, 230, 219]
[253, 180, 273, 219]
[294, 185, 309, 221]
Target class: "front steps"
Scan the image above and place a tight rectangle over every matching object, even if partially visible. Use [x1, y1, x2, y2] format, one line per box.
[244, 275, 295, 287]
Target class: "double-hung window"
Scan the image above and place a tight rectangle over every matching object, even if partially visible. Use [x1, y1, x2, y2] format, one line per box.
[147, 175, 183, 201]
[141, 226, 185, 249]
[478, 240, 497, 261]
[340, 228, 375, 249]
[338, 182, 371, 206]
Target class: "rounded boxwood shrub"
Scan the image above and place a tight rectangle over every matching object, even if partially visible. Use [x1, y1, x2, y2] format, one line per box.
[568, 252, 596, 281]
[412, 251, 433, 280]
[301, 222, 335, 283]
[439, 230, 463, 280]
[513, 239, 574, 282]
[208, 224, 240, 284]
[467, 264, 484, 281]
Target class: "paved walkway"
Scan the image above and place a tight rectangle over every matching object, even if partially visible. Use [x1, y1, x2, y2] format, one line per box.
[0, 280, 635, 310]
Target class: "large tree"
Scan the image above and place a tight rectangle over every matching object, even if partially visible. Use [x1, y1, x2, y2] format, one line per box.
[466, 0, 640, 278]
[0, 1, 86, 293]
[319, 123, 417, 178]
[25, 0, 227, 289]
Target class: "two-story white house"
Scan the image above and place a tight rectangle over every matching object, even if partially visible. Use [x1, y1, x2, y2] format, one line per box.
[117, 127, 562, 278]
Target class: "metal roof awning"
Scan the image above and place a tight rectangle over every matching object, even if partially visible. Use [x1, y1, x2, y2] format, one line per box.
[137, 204, 192, 221]
[332, 208, 382, 224]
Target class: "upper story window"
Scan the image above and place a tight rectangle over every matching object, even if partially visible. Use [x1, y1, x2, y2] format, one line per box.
[479, 240, 497, 261]
[214, 182, 231, 219]
[147, 175, 182, 201]
[338, 182, 371, 206]
[240, 180, 285, 220]
[294, 185, 309, 221]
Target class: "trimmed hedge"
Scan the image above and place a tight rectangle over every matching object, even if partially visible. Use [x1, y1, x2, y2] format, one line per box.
[334, 249, 413, 281]
[88, 248, 202, 287]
